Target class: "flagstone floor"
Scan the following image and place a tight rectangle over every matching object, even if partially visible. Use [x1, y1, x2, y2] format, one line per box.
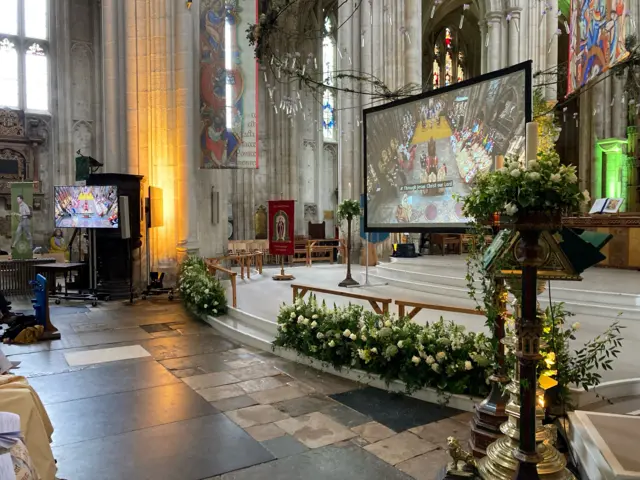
[4, 298, 471, 480]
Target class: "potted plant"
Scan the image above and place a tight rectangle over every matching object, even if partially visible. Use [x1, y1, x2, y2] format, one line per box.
[337, 199, 361, 287]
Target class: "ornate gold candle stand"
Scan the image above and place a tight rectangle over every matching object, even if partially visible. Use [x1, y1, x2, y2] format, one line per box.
[477, 279, 574, 480]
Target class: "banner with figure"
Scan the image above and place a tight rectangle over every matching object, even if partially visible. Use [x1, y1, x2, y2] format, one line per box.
[11, 182, 34, 259]
[268, 200, 295, 256]
[200, 0, 259, 169]
[568, 0, 629, 94]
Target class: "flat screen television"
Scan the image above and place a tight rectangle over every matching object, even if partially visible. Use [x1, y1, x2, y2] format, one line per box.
[364, 61, 532, 232]
[54, 185, 119, 229]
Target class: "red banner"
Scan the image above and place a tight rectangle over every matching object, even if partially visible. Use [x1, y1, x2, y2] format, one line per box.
[268, 200, 295, 256]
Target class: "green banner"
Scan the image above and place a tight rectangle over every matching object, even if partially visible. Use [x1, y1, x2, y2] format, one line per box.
[11, 182, 34, 259]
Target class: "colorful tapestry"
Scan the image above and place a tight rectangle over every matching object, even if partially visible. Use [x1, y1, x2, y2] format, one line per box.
[200, 0, 259, 169]
[268, 200, 295, 256]
[568, 0, 630, 94]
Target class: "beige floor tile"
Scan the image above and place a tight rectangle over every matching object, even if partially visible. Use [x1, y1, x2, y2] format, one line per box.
[224, 358, 264, 370]
[237, 376, 288, 394]
[364, 431, 438, 465]
[245, 423, 286, 441]
[351, 421, 396, 443]
[396, 448, 450, 480]
[249, 384, 307, 405]
[196, 384, 245, 402]
[275, 412, 356, 449]
[228, 364, 281, 381]
[225, 405, 290, 428]
[182, 371, 239, 390]
[450, 411, 474, 425]
[409, 419, 471, 448]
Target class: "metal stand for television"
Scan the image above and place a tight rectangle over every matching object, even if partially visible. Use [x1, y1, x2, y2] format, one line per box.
[353, 233, 387, 289]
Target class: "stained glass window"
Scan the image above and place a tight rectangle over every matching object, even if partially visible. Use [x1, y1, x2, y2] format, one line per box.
[322, 16, 336, 141]
[457, 52, 465, 82]
[0, 0, 49, 111]
[432, 27, 466, 90]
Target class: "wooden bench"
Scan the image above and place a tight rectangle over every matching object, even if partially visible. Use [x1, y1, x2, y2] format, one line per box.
[430, 233, 462, 255]
[205, 261, 238, 308]
[292, 284, 392, 315]
[395, 299, 484, 320]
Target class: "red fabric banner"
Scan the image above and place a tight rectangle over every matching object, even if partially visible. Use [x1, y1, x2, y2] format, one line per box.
[268, 200, 295, 256]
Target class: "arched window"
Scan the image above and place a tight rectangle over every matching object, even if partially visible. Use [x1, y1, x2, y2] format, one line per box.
[0, 0, 49, 112]
[322, 16, 336, 141]
[432, 27, 465, 89]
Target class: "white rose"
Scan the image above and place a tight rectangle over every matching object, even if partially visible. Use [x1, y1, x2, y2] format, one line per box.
[350, 334, 357, 341]
[371, 347, 378, 354]
[431, 363, 440, 373]
[465, 361, 473, 371]
[436, 351, 446, 362]
[528, 160, 538, 169]
[343, 329, 352, 337]
[298, 315, 304, 322]
[582, 190, 591, 203]
[568, 173, 578, 184]
[213, 309, 217, 314]
[312, 314, 319, 320]
[411, 356, 421, 365]
[214, 301, 218, 306]
[290, 312, 296, 319]
[317, 332, 325, 339]
[204, 304, 208, 309]
[361, 335, 367, 341]
[510, 169, 521, 178]
[384, 320, 392, 327]
[328, 340, 336, 347]
[572, 322, 581, 330]
[499, 167, 508, 173]
[526, 172, 541, 181]
[397, 340, 404, 348]
[204, 288, 210, 294]
[426, 355, 435, 365]
[550, 173, 561, 183]
[311, 321, 318, 328]
[505, 203, 518, 216]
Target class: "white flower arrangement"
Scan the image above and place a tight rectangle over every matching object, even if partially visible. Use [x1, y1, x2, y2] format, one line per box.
[462, 151, 589, 221]
[178, 256, 227, 317]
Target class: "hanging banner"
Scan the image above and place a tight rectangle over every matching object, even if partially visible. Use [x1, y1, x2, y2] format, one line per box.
[200, 0, 259, 169]
[568, 0, 629, 95]
[11, 182, 34, 260]
[268, 200, 295, 256]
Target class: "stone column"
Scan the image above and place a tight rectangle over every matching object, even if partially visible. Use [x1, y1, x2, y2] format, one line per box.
[507, 5, 522, 66]
[478, 21, 488, 75]
[175, 0, 200, 256]
[545, 0, 558, 100]
[102, 0, 127, 173]
[486, 12, 502, 73]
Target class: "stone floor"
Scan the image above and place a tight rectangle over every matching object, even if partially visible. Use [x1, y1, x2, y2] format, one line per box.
[4, 298, 472, 480]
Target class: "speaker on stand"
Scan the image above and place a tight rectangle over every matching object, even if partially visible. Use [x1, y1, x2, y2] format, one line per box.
[119, 196, 133, 303]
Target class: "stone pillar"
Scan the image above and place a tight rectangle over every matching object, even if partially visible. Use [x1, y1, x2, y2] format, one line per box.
[102, 0, 127, 173]
[478, 21, 488, 75]
[507, 6, 522, 66]
[486, 12, 502, 73]
[545, 0, 558, 100]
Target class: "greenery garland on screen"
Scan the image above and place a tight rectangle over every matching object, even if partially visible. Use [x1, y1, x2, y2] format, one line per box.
[273, 295, 494, 397]
[178, 256, 227, 317]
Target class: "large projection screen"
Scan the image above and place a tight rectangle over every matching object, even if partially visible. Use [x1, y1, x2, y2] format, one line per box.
[364, 61, 532, 232]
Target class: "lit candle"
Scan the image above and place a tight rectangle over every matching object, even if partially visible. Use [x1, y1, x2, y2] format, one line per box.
[525, 122, 538, 165]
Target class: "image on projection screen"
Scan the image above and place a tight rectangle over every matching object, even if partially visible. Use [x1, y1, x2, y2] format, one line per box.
[364, 63, 530, 231]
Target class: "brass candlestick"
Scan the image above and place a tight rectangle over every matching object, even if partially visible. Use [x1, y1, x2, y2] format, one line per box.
[477, 279, 574, 480]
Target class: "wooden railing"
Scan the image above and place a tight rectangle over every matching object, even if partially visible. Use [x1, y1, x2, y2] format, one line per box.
[205, 261, 237, 308]
[395, 299, 484, 320]
[0, 258, 56, 296]
[290, 284, 483, 320]
[292, 284, 392, 315]
[208, 253, 263, 280]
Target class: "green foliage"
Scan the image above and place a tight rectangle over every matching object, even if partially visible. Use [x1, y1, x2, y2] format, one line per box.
[505, 304, 625, 409]
[178, 256, 227, 317]
[461, 152, 588, 222]
[337, 199, 361, 222]
[273, 296, 494, 397]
